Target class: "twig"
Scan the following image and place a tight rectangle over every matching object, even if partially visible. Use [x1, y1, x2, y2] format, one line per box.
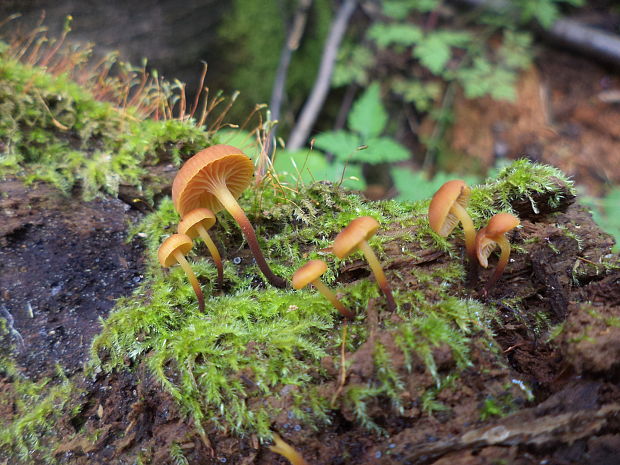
[453, 0, 620, 67]
[266, 0, 313, 156]
[287, 0, 358, 151]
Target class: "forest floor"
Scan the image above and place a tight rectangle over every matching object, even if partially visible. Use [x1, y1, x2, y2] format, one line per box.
[1, 49, 620, 465]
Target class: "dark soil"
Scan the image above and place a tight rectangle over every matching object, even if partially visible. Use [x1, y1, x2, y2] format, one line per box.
[0, 179, 146, 378]
[2, 44, 620, 465]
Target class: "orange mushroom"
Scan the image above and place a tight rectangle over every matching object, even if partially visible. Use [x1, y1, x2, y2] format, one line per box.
[268, 433, 310, 465]
[158, 233, 204, 312]
[428, 180, 476, 260]
[292, 260, 354, 319]
[475, 212, 520, 292]
[172, 144, 287, 288]
[178, 208, 224, 290]
[332, 216, 396, 311]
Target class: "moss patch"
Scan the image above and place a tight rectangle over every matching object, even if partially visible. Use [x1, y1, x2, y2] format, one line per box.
[88, 159, 572, 440]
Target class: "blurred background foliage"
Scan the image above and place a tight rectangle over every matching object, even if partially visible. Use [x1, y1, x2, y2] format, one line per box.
[0, 0, 619, 248]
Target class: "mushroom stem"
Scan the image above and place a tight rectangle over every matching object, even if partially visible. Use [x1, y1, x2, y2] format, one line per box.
[449, 202, 476, 260]
[196, 224, 224, 290]
[269, 433, 310, 465]
[312, 280, 354, 320]
[173, 250, 205, 312]
[212, 184, 288, 288]
[357, 240, 396, 311]
[485, 235, 511, 292]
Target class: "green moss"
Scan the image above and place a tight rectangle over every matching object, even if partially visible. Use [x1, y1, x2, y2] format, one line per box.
[0, 352, 77, 463]
[87, 159, 577, 438]
[0, 50, 211, 201]
[470, 159, 575, 223]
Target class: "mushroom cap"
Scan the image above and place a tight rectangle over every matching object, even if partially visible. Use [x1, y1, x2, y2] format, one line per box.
[158, 233, 193, 267]
[332, 216, 380, 259]
[475, 213, 520, 267]
[428, 180, 471, 236]
[292, 259, 328, 290]
[178, 208, 217, 239]
[485, 212, 520, 238]
[172, 144, 254, 217]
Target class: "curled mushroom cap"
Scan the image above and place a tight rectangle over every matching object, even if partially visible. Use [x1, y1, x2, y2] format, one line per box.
[475, 212, 520, 292]
[292, 260, 354, 319]
[428, 180, 476, 259]
[158, 233, 204, 312]
[178, 208, 224, 290]
[172, 145, 287, 288]
[332, 216, 396, 311]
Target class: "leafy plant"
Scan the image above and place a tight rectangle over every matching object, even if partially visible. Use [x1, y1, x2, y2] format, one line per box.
[393, 169, 480, 202]
[583, 187, 620, 252]
[313, 83, 410, 164]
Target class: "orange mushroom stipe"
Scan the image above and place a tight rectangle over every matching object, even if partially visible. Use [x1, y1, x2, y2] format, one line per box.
[172, 144, 287, 289]
[178, 208, 224, 290]
[332, 216, 396, 312]
[158, 233, 204, 312]
[268, 433, 310, 465]
[475, 212, 521, 292]
[428, 180, 476, 260]
[292, 260, 354, 320]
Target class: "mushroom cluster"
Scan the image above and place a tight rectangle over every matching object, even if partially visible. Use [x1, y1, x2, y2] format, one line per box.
[157, 144, 520, 315]
[292, 215, 396, 319]
[157, 144, 290, 313]
[428, 180, 521, 294]
[172, 144, 287, 289]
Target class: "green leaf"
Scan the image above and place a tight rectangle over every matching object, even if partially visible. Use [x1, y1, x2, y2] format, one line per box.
[381, 0, 415, 19]
[457, 57, 517, 101]
[520, 0, 558, 28]
[381, 0, 439, 17]
[273, 149, 365, 190]
[333, 45, 373, 87]
[273, 149, 329, 185]
[368, 23, 423, 48]
[348, 83, 387, 139]
[217, 129, 258, 159]
[414, 31, 471, 75]
[499, 31, 532, 70]
[391, 79, 441, 112]
[393, 169, 480, 201]
[348, 137, 410, 164]
[313, 130, 361, 160]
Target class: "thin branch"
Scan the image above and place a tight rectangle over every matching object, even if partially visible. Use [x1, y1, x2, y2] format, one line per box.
[287, 0, 358, 151]
[267, 0, 314, 157]
[454, 0, 620, 66]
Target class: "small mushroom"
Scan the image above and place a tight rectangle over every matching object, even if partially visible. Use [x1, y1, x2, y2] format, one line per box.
[158, 233, 204, 312]
[332, 216, 396, 311]
[178, 208, 224, 290]
[292, 260, 354, 320]
[172, 145, 287, 289]
[475, 212, 520, 293]
[428, 180, 476, 260]
[268, 433, 310, 465]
